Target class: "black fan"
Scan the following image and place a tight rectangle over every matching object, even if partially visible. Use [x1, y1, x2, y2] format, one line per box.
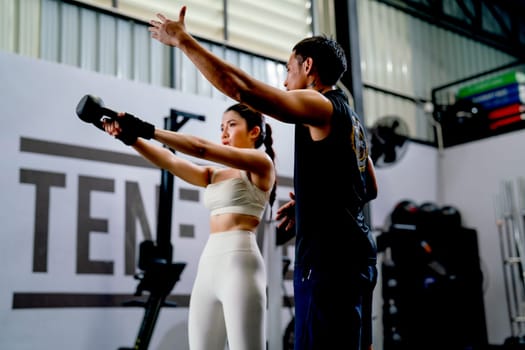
[369, 115, 410, 167]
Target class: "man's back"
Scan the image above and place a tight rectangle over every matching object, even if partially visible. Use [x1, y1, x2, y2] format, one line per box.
[293, 89, 377, 269]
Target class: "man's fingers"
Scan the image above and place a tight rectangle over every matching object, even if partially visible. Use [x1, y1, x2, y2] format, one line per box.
[284, 218, 295, 232]
[282, 201, 293, 211]
[149, 20, 161, 27]
[179, 6, 187, 21]
[276, 216, 295, 232]
[275, 207, 288, 218]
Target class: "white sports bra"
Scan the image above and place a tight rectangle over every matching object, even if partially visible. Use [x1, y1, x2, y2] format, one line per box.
[203, 170, 269, 219]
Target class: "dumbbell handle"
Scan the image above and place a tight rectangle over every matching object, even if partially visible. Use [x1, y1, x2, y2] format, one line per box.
[99, 107, 118, 121]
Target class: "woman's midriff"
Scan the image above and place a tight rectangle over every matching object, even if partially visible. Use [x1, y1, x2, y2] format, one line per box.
[209, 213, 260, 234]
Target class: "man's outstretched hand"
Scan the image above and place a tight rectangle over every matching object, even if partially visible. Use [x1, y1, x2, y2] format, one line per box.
[148, 6, 188, 47]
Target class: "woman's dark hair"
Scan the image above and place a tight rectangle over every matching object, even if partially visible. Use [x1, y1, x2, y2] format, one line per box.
[292, 35, 347, 86]
[226, 103, 277, 207]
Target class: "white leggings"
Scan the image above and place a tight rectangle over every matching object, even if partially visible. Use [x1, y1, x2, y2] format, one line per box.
[188, 230, 267, 350]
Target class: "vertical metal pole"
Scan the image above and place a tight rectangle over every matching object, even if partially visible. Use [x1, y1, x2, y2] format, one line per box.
[223, 0, 229, 41]
[498, 221, 516, 336]
[504, 181, 520, 336]
[518, 178, 525, 335]
[333, 0, 365, 123]
[333, 0, 375, 225]
[155, 116, 175, 263]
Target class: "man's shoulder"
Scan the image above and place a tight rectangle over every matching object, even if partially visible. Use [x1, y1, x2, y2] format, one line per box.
[324, 89, 354, 113]
[324, 88, 347, 99]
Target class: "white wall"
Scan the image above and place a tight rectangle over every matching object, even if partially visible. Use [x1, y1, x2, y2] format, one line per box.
[440, 131, 525, 344]
[371, 141, 440, 231]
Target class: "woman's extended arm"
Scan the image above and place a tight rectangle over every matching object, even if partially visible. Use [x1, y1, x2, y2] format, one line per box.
[132, 138, 213, 187]
[153, 128, 274, 189]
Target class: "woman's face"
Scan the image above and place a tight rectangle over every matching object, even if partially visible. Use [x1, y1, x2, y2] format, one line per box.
[221, 110, 253, 148]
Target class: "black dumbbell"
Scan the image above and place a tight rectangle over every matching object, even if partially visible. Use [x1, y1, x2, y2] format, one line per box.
[76, 94, 118, 129]
[75, 94, 155, 145]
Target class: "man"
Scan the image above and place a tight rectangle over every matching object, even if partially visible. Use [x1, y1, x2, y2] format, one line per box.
[149, 6, 378, 350]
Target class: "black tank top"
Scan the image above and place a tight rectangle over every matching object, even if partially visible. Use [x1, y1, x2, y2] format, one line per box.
[293, 89, 376, 269]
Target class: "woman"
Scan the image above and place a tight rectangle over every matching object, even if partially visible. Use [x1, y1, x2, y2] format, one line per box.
[102, 103, 276, 350]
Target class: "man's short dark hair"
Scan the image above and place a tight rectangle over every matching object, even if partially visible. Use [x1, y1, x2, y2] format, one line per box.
[292, 35, 348, 86]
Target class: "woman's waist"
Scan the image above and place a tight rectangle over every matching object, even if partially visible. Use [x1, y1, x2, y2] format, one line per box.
[209, 213, 260, 234]
[202, 230, 259, 256]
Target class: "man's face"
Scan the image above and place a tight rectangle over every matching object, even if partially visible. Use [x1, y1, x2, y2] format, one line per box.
[284, 52, 308, 91]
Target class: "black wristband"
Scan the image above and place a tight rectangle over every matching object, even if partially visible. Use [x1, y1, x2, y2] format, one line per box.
[115, 113, 155, 146]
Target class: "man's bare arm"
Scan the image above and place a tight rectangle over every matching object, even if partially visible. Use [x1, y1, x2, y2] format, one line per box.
[148, 7, 332, 126]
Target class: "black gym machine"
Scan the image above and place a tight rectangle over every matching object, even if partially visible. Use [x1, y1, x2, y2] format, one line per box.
[377, 200, 488, 350]
[76, 94, 205, 350]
